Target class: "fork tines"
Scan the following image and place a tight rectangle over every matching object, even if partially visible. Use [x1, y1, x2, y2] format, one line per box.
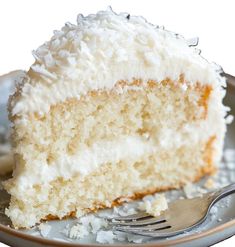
[107, 211, 172, 236]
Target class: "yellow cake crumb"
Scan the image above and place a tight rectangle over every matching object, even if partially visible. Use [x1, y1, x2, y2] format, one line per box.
[139, 194, 168, 217]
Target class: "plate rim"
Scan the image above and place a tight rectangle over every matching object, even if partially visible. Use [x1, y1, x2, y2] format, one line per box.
[0, 73, 235, 246]
[0, 217, 235, 246]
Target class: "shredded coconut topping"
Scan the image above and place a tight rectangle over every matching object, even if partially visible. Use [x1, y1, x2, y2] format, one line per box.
[11, 8, 226, 116]
[62, 215, 108, 240]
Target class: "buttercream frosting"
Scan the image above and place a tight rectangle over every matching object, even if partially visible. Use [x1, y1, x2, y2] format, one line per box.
[14, 136, 154, 190]
[10, 8, 226, 116]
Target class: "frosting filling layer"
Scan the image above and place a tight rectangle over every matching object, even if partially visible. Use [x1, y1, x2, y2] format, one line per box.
[15, 136, 155, 190]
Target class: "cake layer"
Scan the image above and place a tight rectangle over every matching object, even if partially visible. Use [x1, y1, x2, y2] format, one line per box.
[5, 136, 216, 228]
[8, 79, 225, 190]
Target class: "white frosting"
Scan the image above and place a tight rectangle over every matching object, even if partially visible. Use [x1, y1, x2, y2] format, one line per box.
[11, 8, 225, 116]
[15, 136, 154, 190]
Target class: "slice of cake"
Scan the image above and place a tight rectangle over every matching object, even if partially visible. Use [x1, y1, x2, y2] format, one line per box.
[3, 9, 227, 229]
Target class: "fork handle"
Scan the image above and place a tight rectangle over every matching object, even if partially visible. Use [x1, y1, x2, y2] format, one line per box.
[209, 183, 235, 206]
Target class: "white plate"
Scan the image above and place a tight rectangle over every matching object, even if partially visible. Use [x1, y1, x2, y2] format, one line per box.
[0, 73, 235, 247]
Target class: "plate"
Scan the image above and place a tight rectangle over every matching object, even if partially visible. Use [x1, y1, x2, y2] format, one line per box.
[0, 73, 235, 247]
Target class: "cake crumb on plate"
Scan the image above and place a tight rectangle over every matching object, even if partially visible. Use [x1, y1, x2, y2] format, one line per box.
[204, 178, 215, 189]
[138, 194, 168, 217]
[63, 215, 107, 239]
[96, 230, 116, 244]
[65, 223, 89, 239]
[37, 223, 51, 238]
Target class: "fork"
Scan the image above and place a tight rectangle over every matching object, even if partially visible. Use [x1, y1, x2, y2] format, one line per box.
[107, 183, 235, 238]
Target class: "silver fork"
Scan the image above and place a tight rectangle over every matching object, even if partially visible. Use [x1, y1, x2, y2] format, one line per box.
[107, 183, 235, 238]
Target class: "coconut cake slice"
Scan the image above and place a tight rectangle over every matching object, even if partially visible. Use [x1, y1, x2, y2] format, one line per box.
[4, 9, 227, 228]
